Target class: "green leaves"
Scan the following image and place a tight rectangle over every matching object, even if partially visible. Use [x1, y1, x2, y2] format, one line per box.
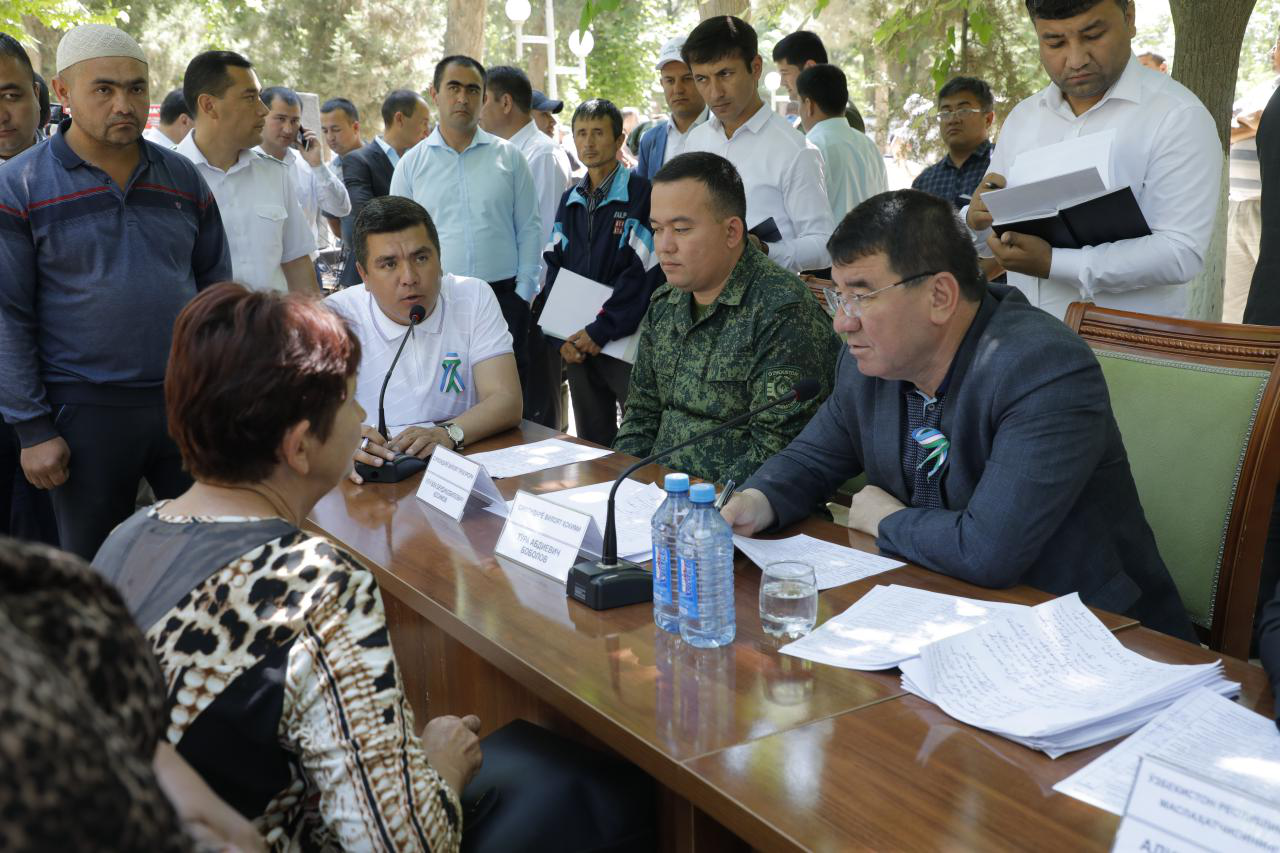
[579, 0, 623, 32]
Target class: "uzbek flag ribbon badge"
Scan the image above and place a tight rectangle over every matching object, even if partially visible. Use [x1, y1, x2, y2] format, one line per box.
[439, 352, 465, 394]
[911, 426, 950, 478]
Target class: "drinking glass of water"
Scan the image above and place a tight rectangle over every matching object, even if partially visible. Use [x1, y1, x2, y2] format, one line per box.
[759, 561, 818, 639]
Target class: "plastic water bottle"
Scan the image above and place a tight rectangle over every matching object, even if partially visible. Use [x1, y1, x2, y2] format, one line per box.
[677, 483, 736, 648]
[651, 473, 691, 633]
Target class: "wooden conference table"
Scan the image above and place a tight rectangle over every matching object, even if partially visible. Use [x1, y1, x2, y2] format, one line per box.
[308, 421, 1275, 852]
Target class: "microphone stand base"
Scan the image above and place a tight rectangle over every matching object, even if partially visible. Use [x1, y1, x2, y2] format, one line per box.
[566, 558, 652, 610]
[354, 453, 427, 483]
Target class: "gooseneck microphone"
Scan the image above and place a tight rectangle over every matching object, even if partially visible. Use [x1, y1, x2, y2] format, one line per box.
[566, 379, 821, 609]
[355, 303, 429, 484]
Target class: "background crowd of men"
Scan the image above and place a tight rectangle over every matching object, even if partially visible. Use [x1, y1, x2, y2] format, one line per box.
[0, 0, 1278, 727]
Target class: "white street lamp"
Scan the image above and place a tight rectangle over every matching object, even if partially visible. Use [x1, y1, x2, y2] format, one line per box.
[507, 0, 590, 100]
[504, 0, 531, 24]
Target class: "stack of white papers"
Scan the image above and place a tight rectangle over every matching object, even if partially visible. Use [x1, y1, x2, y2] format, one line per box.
[732, 534, 903, 590]
[1054, 688, 1280, 814]
[465, 439, 612, 479]
[780, 585, 1027, 670]
[899, 594, 1240, 758]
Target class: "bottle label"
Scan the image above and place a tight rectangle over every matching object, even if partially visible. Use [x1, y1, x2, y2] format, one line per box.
[678, 554, 698, 619]
[653, 544, 673, 605]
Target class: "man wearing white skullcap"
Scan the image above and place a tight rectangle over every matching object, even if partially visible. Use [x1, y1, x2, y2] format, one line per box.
[0, 23, 232, 560]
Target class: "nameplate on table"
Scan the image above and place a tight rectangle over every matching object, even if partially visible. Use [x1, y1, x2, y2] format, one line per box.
[416, 446, 503, 522]
[495, 490, 595, 582]
[1110, 756, 1280, 853]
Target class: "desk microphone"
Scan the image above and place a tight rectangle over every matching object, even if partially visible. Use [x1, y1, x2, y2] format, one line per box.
[355, 303, 428, 483]
[566, 378, 821, 609]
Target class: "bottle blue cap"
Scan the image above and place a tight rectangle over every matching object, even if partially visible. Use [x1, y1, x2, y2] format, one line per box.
[689, 483, 716, 503]
[664, 473, 690, 492]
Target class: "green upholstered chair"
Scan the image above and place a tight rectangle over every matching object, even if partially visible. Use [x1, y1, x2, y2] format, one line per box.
[1065, 302, 1280, 657]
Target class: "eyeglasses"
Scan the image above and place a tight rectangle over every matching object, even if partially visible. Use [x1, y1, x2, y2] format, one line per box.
[823, 271, 940, 319]
[936, 108, 985, 122]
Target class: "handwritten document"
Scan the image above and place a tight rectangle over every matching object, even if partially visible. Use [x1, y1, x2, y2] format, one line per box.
[466, 439, 612, 479]
[733, 533, 903, 590]
[780, 585, 1027, 670]
[1054, 688, 1280, 815]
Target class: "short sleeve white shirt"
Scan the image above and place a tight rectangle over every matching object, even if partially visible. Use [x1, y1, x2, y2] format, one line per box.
[685, 102, 834, 272]
[178, 132, 315, 292]
[325, 273, 514, 431]
[255, 146, 353, 256]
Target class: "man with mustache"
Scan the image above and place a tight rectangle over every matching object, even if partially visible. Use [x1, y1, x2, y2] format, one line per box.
[965, 0, 1219, 320]
[391, 55, 542, 391]
[0, 25, 231, 558]
[177, 50, 316, 294]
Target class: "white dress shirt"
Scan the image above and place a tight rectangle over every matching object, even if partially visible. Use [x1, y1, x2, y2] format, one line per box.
[177, 132, 315, 293]
[806, 117, 889, 222]
[325, 274, 513, 430]
[390, 127, 543, 301]
[509, 119, 571, 249]
[971, 56, 1220, 319]
[255, 146, 352, 256]
[661, 111, 707, 166]
[142, 126, 176, 149]
[686, 102, 834, 272]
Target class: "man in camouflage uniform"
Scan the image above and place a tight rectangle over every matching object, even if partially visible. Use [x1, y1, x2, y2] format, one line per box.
[613, 151, 838, 485]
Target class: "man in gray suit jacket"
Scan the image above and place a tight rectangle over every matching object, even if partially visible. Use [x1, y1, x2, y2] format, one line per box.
[724, 190, 1193, 640]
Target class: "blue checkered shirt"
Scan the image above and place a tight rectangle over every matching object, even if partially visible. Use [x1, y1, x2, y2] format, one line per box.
[912, 140, 994, 210]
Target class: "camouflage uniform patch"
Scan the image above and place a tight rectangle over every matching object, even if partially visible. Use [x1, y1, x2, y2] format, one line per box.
[613, 242, 841, 485]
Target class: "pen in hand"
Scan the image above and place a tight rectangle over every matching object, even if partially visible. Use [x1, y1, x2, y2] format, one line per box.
[715, 479, 737, 511]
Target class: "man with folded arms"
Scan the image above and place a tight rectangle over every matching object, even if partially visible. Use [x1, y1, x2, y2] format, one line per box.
[613, 152, 838, 485]
[965, 0, 1219, 320]
[326, 196, 521, 482]
[723, 190, 1193, 640]
[0, 25, 230, 558]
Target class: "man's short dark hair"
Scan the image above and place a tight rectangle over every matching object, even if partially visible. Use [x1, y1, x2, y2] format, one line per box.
[433, 55, 487, 92]
[937, 76, 994, 112]
[354, 195, 441, 268]
[772, 31, 827, 66]
[159, 88, 191, 125]
[829, 190, 984, 303]
[485, 65, 532, 114]
[381, 89, 423, 126]
[321, 97, 358, 122]
[0, 33, 35, 84]
[260, 85, 300, 110]
[682, 15, 758, 69]
[572, 98, 623, 138]
[653, 152, 747, 224]
[183, 50, 253, 116]
[796, 64, 847, 118]
[1024, 0, 1128, 19]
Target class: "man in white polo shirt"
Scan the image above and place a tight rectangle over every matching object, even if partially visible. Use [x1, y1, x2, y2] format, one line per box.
[178, 50, 316, 294]
[682, 15, 834, 274]
[327, 196, 522, 482]
[965, 0, 1219, 320]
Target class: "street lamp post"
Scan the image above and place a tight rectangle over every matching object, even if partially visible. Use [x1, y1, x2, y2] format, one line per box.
[505, 0, 594, 100]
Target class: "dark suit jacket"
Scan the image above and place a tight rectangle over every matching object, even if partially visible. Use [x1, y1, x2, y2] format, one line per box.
[745, 283, 1194, 641]
[1261, 577, 1280, 728]
[338, 140, 394, 287]
[1246, 85, 1280, 324]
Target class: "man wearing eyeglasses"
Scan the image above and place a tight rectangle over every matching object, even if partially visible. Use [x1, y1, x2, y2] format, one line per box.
[722, 189, 1194, 641]
[912, 76, 995, 211]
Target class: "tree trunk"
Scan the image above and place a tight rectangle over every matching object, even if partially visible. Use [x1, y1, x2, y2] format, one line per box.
[698, 0, 749, 19]
[444, 0, 486, 60]
[959, 9, 970, 73]
[1168, 0, 1256, 320]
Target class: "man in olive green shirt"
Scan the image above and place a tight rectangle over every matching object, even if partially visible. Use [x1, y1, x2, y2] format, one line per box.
[613, 151, 839, 485]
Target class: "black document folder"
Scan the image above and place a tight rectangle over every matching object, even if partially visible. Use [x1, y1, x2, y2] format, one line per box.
[992, 186, 1150, 250]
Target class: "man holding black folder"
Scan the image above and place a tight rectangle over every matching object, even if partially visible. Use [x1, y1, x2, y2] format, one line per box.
[965, 0, 1219, 320]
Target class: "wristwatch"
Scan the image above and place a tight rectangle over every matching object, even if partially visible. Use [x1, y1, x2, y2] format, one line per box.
[441, 421, 465, 451]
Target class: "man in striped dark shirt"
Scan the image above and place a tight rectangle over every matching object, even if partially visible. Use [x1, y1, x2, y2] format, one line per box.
[0, 25, 230, 559]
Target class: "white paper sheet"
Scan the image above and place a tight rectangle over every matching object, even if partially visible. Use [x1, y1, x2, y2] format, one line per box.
[538, 268, 640, 364]
[1007, 129, 1115, 188]
[1054, 688, 1280, 815]
[732, 533, 903, 591]
[779, 585, 1027, 670]
[536, 479, 666, 562]
[465, 439, 613, 479]
[982, 167, 1108, 225]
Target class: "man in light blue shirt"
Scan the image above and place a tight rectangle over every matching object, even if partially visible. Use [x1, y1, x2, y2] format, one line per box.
[797, 64, 887, 225]
[390, 55, 542, 386]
